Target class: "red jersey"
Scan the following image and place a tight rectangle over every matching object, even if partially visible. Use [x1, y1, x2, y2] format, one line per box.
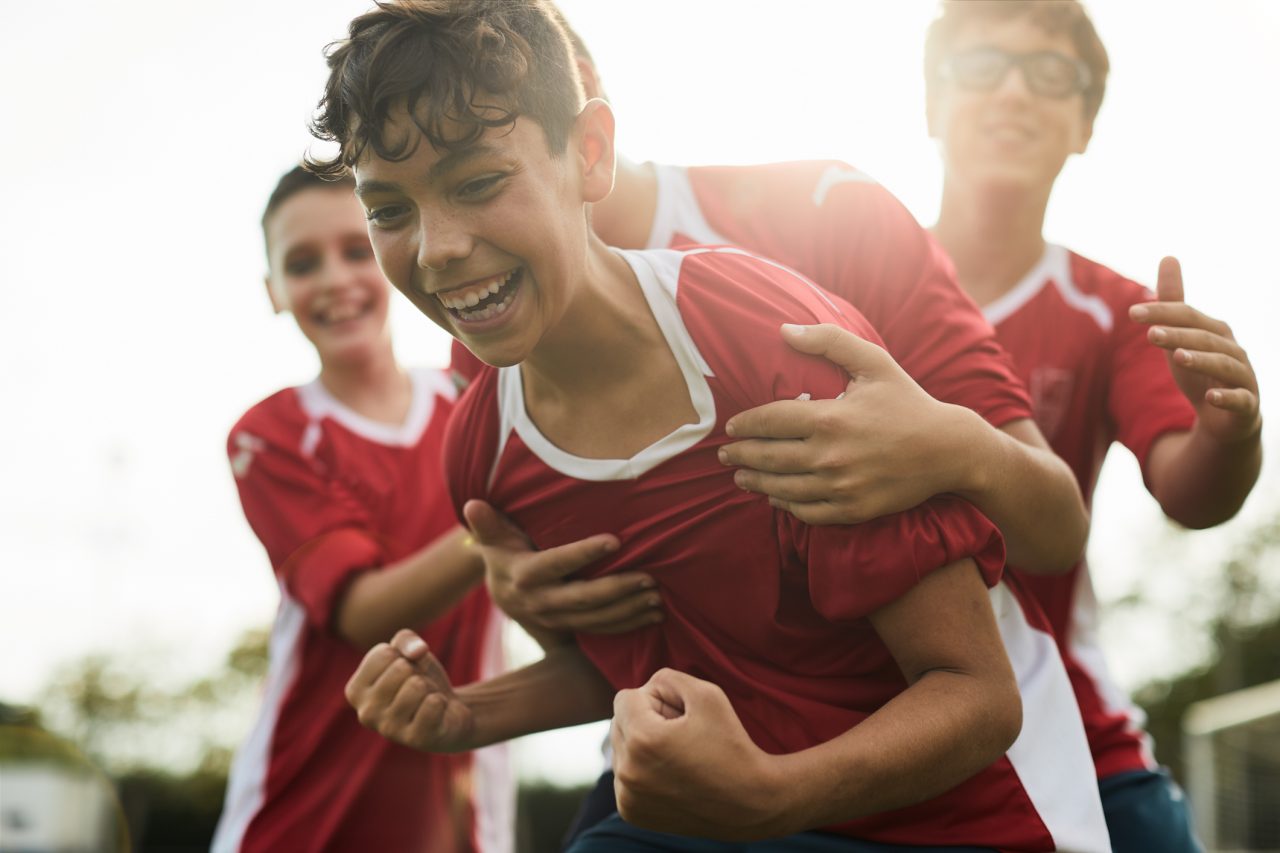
[988, 245, 1198, 779]
[451, 160, 1032, 430]
[213, 368, 512, 853]
[446, 248, 1109, 852]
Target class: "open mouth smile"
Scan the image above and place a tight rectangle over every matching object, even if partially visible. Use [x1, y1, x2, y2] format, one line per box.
[436, 267, 523, 323]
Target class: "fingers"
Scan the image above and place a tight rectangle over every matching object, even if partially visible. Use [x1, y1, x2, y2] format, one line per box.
[644, 668, 695, 718]
[345, 642, 403, 706]
[718, 437, 812, 473]
[524, 577, 663, 633]
[724, 400, 818, 441]
[779, 323, 887, 376]
[1147, 326, 1247, 362]
[508, 534, 623, 586]
[390, 628, 429, 661]
[1129, 300, 1231, 338]
[1170, 348, 1258, 391]
[1207, 387, 1261, 417]
[767, 497, 860, 526]
[1155, 256, 1185, 304]
[349, 650, 424, 727]
[732, 469, 830, 503]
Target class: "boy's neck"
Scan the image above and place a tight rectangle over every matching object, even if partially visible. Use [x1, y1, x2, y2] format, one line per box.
[933, 180, 1052, 307]
[589, 156, 658, 250]
[318, 341, 413, 426]
[518, 237, 697, 459]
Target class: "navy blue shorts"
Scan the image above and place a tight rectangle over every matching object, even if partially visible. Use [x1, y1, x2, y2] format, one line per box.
[566, 814, 995, 852]
[1100, 768, 1204, 853]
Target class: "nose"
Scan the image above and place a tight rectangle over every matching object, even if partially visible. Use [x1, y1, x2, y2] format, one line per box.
[417, 207, 474, 273]
[992, 60, 1033, 103]
[317, 250, 361, 293]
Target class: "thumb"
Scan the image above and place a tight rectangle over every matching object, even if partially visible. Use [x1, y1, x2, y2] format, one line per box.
[463, 499, 529, 549]
[645, 668, 706, 719]
[781, 323, 886, 377]
[1156, 256, 1185, 303]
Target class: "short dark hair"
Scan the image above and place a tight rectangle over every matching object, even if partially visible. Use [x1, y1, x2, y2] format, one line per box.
[262, 165, 356, 237]
[924, 0, 1110, 122]
[307, 0, 582, 178]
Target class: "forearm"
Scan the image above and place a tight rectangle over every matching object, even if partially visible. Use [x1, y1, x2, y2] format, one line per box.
[336, 526, 484, 649]
[953, 412, 1088, 573]
[455, 644, 615, 749]
[771, 668, 1021, 832]
[1149, 427, 1262, 528]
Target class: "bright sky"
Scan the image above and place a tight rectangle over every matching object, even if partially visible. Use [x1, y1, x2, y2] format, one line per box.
[2, 1, 1278, 786]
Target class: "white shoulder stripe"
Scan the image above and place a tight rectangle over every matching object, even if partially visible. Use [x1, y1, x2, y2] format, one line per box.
[646, 163, 730, 249]
[293, 368, 448, 448]
[983, 244, 1113, 332]
[811, 163, 877, 207]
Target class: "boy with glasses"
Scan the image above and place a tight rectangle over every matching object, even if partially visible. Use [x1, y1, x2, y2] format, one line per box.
[922, 3, 1258, 848]
[705, 1, 1258, 848]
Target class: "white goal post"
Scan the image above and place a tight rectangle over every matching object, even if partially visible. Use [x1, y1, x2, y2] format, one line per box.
[1184, 678, 1280, 853]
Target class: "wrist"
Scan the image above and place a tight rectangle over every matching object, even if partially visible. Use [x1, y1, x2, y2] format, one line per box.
[945, 404, 995, 499]
[758, 749, 822, 836]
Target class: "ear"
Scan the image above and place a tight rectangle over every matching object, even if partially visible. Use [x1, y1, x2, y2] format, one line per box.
[264, 273, 288, 314]
[925, 91, 942, 139]
[1074, 115, 1095, 155]
[576, 56, 604, 101]
[572, 98, 616, 204]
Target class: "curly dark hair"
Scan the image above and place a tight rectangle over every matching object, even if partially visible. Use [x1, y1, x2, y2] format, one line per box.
[307, 0, 581, 178]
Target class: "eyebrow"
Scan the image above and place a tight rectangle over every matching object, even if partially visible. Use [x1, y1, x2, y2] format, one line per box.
[355, 143, 502, 198]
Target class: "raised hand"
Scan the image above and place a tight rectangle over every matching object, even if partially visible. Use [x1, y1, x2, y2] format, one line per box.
[463, 500, 662, 636]
[345, 629, 474, 752]
[1130, 256, 1261, 445]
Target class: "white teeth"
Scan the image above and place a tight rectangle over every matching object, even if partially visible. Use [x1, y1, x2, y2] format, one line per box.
[437, 268, 519, 312]
[456, 292, 515, 323]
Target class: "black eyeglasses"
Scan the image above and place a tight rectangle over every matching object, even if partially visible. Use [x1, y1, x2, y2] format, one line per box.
[938, 47, 1092, 99]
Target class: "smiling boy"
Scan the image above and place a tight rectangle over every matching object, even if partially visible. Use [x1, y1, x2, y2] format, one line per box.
[212, 167, 511, 853]
[323, 2, 1111, 850]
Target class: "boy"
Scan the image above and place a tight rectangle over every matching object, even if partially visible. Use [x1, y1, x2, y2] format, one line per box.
[212, 167, 511, 853]
[326, 3, 1110, 850]
[715, 1, 1260, 848]
[923, 3, 1259, 848]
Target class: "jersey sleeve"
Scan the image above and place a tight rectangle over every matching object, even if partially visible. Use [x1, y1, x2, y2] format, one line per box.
[1105, 283, 1198, 479]
[441, 367, 502, 525]
[228, 412, 386, 632]
[677, 249, 1006, 617]
[816, 176, 1031, 427]
[789, 496, 1006, 621]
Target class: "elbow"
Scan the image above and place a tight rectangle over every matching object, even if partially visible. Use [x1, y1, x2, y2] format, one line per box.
[1157, 492, 1247, 531]
[972, 666, 1022, 763]
[989, 678, 1023, 758]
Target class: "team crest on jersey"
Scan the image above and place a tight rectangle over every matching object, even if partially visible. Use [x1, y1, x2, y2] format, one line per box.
[1029, 367, 1074, 442]
[230, 431, 266, 479]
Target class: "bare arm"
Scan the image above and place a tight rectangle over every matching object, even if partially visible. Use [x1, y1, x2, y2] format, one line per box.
[612, 558, 1021, 840]
[346, 628, 615, 752]
[1132, 258, 1262, 528]
[334, 525, 484, 649]
[719, 324, 1087, 573]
